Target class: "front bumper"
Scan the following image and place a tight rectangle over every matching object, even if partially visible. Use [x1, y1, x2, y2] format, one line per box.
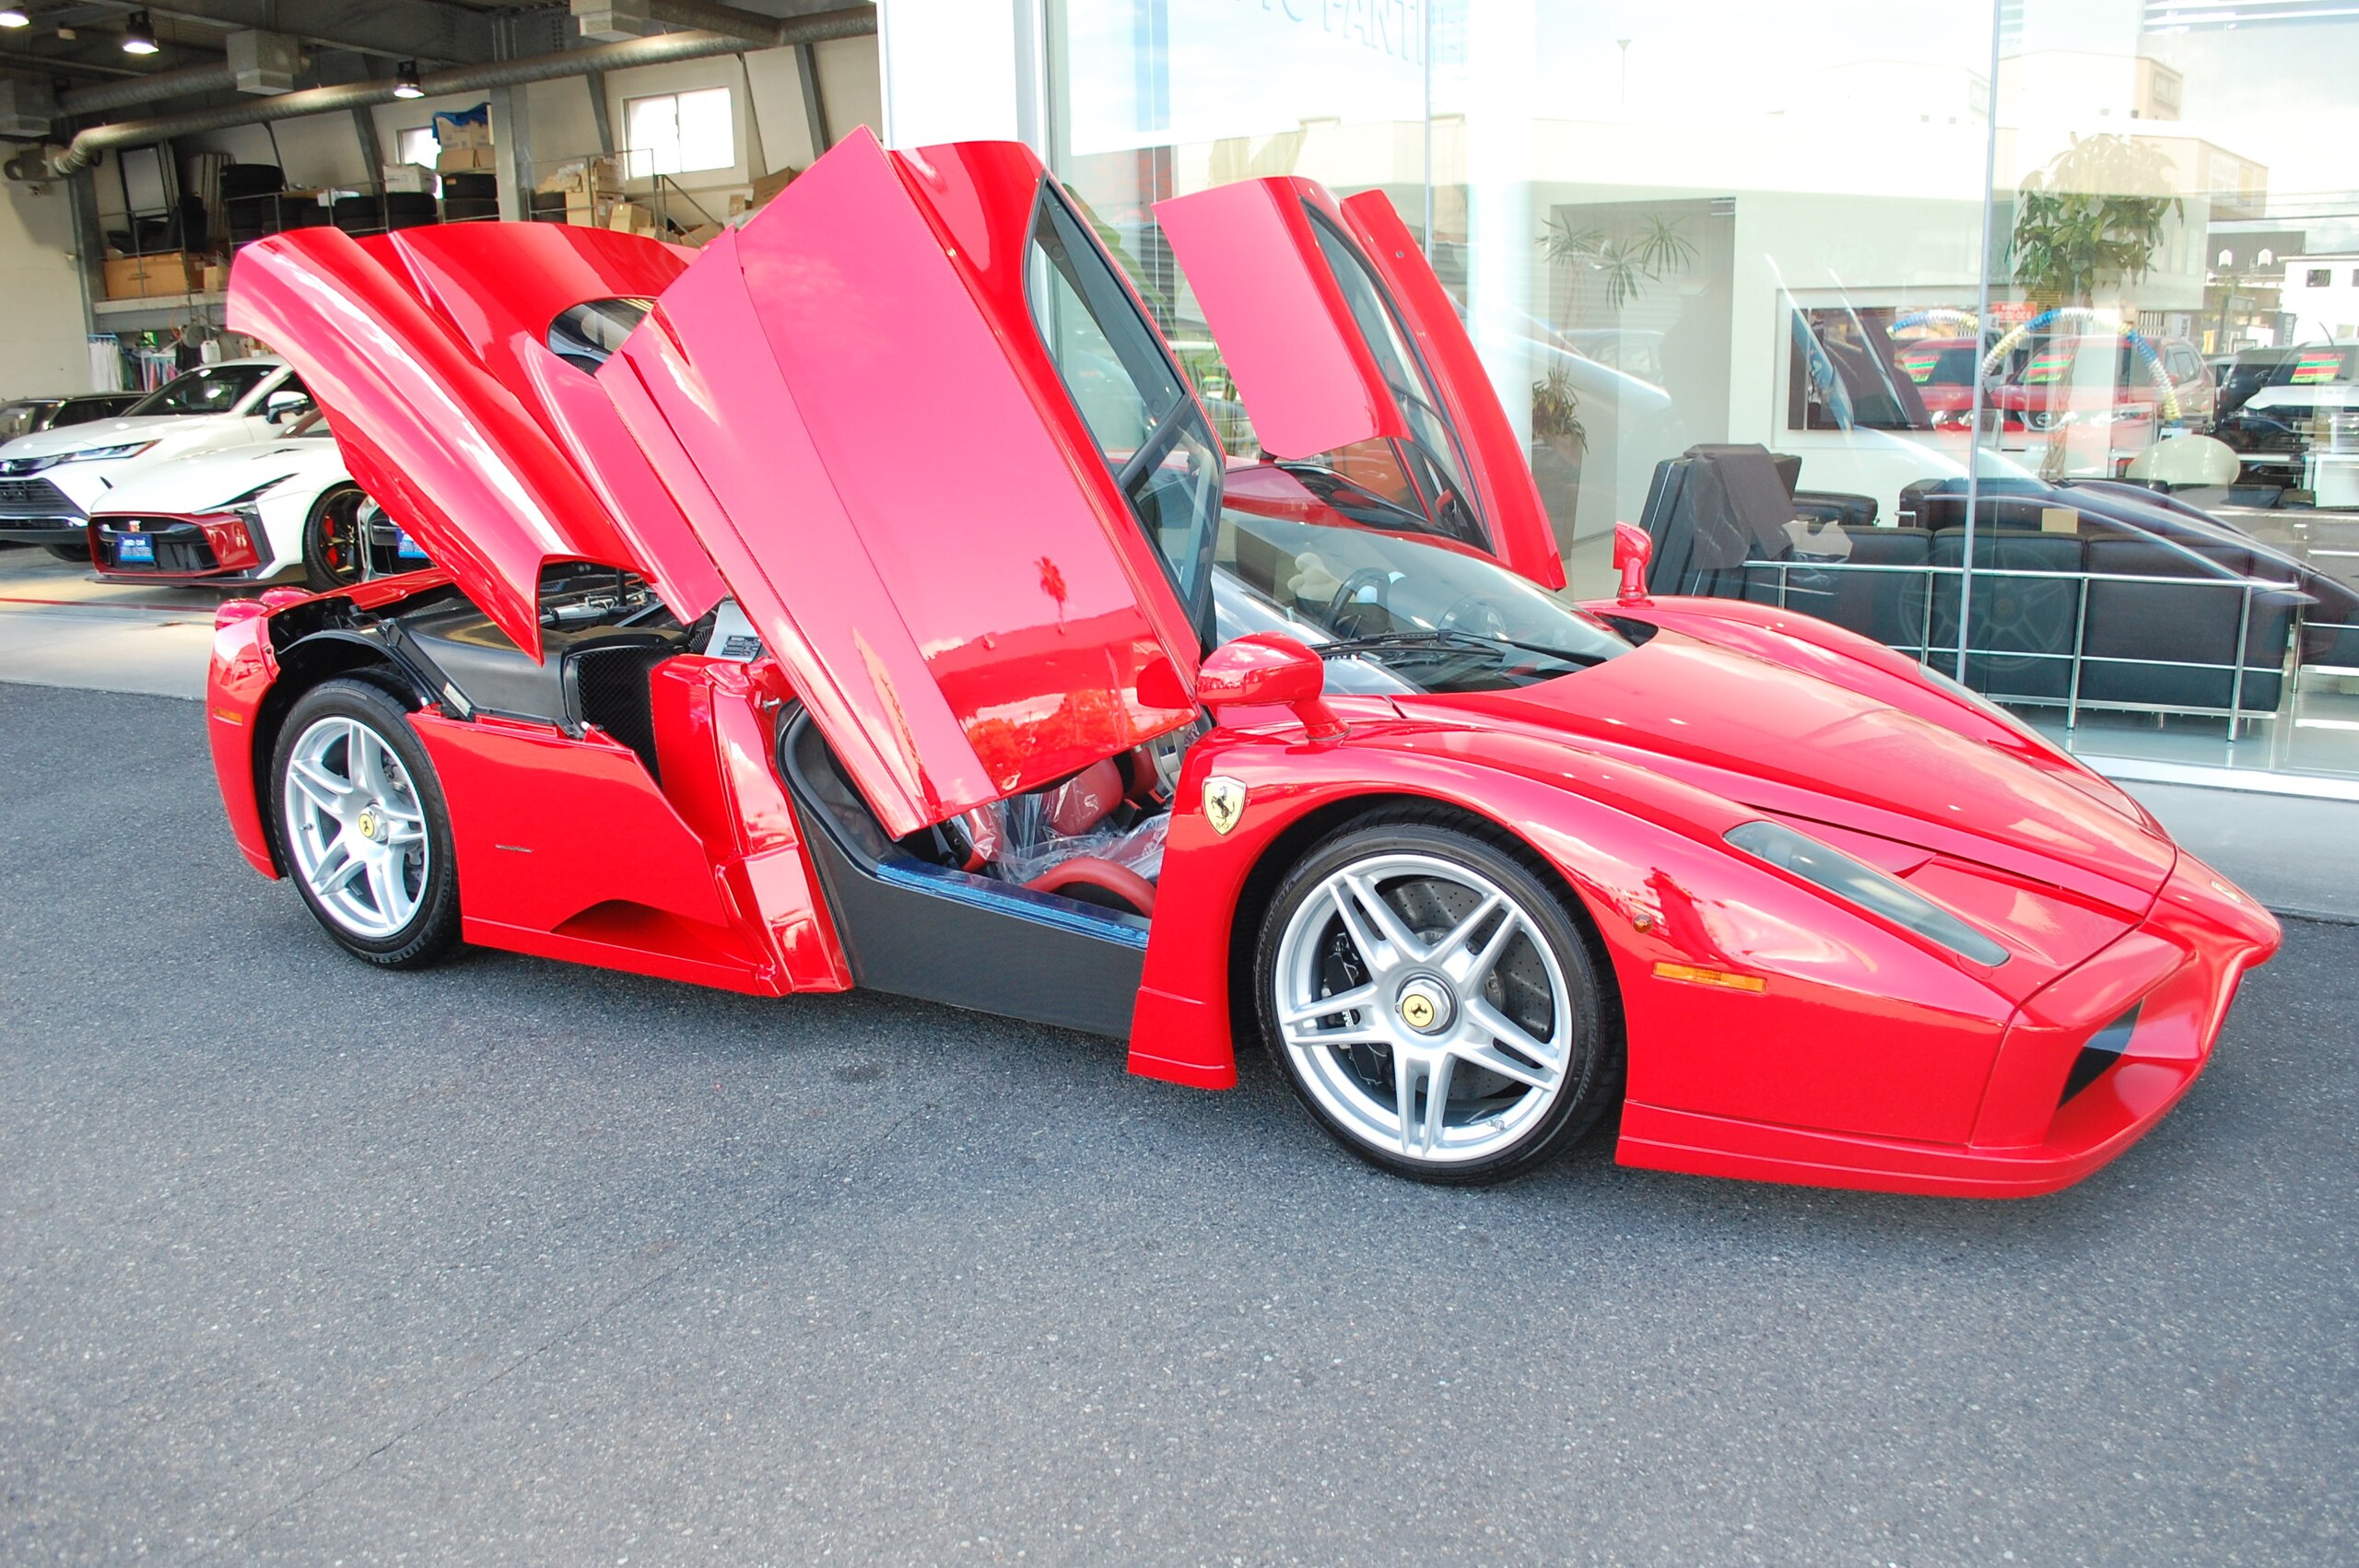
[89, 512, 264, 581]
[1616, 851, 2281, 1198]
[0, 521, 88, 546]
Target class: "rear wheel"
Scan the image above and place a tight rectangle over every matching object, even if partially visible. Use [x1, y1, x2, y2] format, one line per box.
[269, 678, 460, 967]
[1254, 815, 1614, 1184]
[300, 484, 369, 590]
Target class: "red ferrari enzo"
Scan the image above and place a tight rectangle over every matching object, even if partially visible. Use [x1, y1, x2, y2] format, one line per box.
[205, 132, 2278, 1193]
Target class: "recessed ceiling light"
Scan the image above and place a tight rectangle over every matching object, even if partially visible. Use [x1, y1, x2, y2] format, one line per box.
[392, 61, 423, 99]
[122, 9, 158, 54]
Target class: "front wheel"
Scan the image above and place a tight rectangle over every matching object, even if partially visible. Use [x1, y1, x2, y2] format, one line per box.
[300, 484, 370, 590]
[1254, 815, 1615, 1185]
[269, 678, 460, 967]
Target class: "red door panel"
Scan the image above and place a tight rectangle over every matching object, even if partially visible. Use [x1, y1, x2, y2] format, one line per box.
[611, 131, 1200, 838]
[1156, 177, 1566, 591]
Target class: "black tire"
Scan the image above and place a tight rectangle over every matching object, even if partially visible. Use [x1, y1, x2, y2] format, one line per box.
[1252, 810, 1618, 1185]
[268, 677, 461, 968]
[300, 484, 368, 590]
[44, 543, 87, 563]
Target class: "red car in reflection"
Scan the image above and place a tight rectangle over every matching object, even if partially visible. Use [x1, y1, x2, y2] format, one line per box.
[204, 133, 2276, 1194]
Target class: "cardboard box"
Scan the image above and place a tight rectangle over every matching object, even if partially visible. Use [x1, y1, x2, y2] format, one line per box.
[605, 201, 654, 235]
[680, 221, 725, 248]
[381, 162, 434, 193]
[564, 192, 606, 228]
[431, 104, 490, 149]
[747, 165, 799, 210]
[535, 154, 624, 195]
[201, 262, 225, 296]
[102, 252, 200, 300]
[435, 146, 495, 175]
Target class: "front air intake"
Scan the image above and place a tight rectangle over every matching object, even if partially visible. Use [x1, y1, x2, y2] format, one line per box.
[2060, 1005, 2141, 1105]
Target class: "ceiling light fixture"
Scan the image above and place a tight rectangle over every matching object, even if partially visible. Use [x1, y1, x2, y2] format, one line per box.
[0, 10, 30, 30]
[121, 9, 158, 54]
[392, 61, 424, 99]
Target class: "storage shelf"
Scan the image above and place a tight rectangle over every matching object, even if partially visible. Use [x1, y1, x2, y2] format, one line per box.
[92, 292, 227, 318]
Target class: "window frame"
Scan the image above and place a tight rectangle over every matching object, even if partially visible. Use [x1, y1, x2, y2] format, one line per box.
[621, 86, 737, 180]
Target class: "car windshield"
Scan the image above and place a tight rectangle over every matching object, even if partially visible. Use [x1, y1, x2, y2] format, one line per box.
[0, 401, 48, 439]
[127, 365, 273, 416]
[1213, 500, 1628, 695]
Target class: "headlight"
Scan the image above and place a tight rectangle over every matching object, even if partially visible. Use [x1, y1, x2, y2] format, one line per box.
[1725, 820, 2010, 967]
[62, 441, 158, 462]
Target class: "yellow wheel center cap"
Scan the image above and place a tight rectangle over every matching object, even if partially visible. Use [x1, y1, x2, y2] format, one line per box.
[356, 807, 378, 842]
[1396, 979, 1450, 1035]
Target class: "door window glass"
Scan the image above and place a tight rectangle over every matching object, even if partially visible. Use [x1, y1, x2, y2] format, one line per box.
[1028, 185, 1223, 631]
[1302, 209, 1485, 550]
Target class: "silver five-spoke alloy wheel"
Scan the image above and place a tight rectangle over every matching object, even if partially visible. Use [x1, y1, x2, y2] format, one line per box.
[281, 714, 431, 940]
[1273, 851, 1574, 1167]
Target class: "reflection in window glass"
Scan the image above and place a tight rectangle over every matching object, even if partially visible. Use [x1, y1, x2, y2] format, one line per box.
[1040, 0, 2359, 782]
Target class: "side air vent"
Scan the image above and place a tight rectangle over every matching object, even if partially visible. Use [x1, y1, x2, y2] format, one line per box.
[568, 639, 670, 782]
[2060, 1005, 2141, 1105]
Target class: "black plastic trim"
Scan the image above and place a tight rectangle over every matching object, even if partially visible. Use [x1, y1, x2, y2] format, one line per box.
[2060, 1005, 2141, 1105]
[776, 707, 1148, 1039]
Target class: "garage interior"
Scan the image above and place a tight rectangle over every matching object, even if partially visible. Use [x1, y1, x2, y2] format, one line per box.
[0, 0, 878, 392]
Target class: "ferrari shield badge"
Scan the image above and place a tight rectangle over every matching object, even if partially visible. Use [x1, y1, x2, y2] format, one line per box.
[1203, 776, 1247, 835]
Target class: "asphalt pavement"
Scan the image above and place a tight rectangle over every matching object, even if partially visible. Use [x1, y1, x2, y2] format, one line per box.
[2, 680, 2353, 1565]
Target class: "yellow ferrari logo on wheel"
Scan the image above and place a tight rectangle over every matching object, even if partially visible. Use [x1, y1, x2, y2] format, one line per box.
[1203, 776, 1247, 835]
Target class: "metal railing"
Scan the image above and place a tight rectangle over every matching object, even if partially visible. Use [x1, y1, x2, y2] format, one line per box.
[1720, 556, 2319, 738]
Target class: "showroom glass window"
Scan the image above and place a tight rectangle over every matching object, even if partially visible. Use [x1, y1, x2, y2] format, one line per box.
[623, 87, 734, 179]
[1043, 0, 2359, 789]
[1027, 183, 1224, 633]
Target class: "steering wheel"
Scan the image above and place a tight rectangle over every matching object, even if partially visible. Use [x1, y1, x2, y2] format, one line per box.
[1324, 568, 1397, 638]
[1437, 594, 1509, 639]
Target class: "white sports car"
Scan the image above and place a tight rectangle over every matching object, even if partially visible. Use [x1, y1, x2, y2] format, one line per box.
[0, 358, 312, 561]
[83, 411, 417, 589]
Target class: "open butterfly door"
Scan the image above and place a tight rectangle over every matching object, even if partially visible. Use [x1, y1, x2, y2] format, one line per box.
[1156, 176, 1567, 591]
[603, 132, 1210, 840]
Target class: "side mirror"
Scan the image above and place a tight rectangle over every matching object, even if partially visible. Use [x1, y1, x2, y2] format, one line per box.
[1613, 521, 1653, 605]
[263, 392, 310, 425]
[1196, 633, 1345, 740]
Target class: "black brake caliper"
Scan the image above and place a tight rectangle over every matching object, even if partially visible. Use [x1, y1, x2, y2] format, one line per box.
[1316, 921, 1389, 1093]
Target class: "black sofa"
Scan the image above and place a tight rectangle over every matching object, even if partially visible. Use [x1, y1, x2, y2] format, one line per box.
[1639, 445, 2303, 719]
